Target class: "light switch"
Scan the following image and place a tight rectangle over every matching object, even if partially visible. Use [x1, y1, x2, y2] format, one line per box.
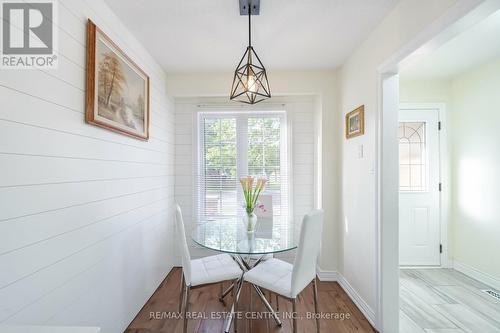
[358, 144, 364, 158]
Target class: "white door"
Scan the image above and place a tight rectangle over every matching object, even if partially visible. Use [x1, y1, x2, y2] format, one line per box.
[399, 108, 440, 266]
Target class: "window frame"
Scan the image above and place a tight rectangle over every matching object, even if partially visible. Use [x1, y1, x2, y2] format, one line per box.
[196, 110, 291, 223]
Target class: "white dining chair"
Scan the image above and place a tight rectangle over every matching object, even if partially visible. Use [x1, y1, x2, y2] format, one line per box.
[175, 204, 243, 333]
[243, 209, 324, 333]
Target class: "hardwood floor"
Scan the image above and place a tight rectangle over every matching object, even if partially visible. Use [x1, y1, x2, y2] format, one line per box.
[126, 268, 376, 333]
[400, 268, 500, 333]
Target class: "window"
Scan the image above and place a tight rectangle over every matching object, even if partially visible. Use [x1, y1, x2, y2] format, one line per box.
[399, 121, 427, 191]
[197, 112, 288, 221]
[201, 117, 237, 217]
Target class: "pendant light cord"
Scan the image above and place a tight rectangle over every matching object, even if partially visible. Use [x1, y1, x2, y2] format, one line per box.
[248, 1, 251, 47]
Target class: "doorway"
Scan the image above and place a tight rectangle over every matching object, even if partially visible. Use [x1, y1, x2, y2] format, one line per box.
[393, 4, 500, 331]
[376, 2, 500, 331]
[398, 107, 441, 267]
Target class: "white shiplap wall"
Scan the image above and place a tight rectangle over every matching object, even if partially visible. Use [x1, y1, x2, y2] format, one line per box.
[174, 97, 315, 262]
[0, 1, 175, 332]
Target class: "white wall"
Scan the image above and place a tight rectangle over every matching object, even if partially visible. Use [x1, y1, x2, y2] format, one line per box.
[166, 70, 340, 272]
[449, 58, 500, 282]
[338, 0, 459, 328]
[0, 1, 175, 332]
[400, 79, 451, 104]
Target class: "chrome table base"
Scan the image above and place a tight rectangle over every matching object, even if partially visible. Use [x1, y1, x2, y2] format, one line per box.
[223, 254, 282, 333]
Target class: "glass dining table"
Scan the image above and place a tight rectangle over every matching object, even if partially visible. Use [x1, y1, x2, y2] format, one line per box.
[191, 216, 298, 333]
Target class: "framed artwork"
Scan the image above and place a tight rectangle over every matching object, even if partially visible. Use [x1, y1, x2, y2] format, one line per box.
[85, 20, 150, 140]
[345, 105, 365, 139]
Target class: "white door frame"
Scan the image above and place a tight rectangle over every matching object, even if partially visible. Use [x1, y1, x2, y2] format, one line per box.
[399, 103, 450, 268]
[374, 1, 499, 331]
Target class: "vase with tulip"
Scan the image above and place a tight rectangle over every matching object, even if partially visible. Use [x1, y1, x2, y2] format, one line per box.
[239, 176, 267, 233]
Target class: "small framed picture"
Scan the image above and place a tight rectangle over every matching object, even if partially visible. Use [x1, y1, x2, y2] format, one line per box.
[345, 105, 365, 139]
[86, 20, 150, 140]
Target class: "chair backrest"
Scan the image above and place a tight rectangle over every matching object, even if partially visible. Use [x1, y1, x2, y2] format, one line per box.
[290, 209, 324, 297]
[175, 204, 192, 286]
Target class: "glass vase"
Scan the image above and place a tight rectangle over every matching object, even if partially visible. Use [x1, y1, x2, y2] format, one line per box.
[246, 212, 258, 233]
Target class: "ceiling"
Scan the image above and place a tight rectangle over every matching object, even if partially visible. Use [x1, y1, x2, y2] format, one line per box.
[104, 0, 399, 73]
[401, 10, 500, 80]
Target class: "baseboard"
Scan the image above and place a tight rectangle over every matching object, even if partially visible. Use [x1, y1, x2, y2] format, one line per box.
[315, 267, 376, 328]
[316, 267, 338, 281]
[454, 260, 500, 291]
[337, 274, 376, 328]
[400, 265, 442, 269]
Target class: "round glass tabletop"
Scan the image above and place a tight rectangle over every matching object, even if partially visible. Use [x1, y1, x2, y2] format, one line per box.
[191, 217, 297, 255]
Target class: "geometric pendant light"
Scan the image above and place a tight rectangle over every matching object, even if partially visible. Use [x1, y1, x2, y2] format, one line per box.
[230, 0, 271, 104]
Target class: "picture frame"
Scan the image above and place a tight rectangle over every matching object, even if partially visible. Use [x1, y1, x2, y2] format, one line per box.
[85, 19, 150, 140]
[345, 105, 365, 139]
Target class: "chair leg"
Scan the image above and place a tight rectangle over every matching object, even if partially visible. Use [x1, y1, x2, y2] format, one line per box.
[179, 272, 185, 313]
[313, 277, 320, 333]
[292, 298, 297, 333]
[233, 278, 239, 333]
[183, 286, 190, 333]
[276, 294, 279, 311]
[249, 283, 253, 332]
[229, 282, 238, 332]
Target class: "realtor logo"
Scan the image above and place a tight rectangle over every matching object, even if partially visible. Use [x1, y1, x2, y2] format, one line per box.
[1, 0, 58, 68]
